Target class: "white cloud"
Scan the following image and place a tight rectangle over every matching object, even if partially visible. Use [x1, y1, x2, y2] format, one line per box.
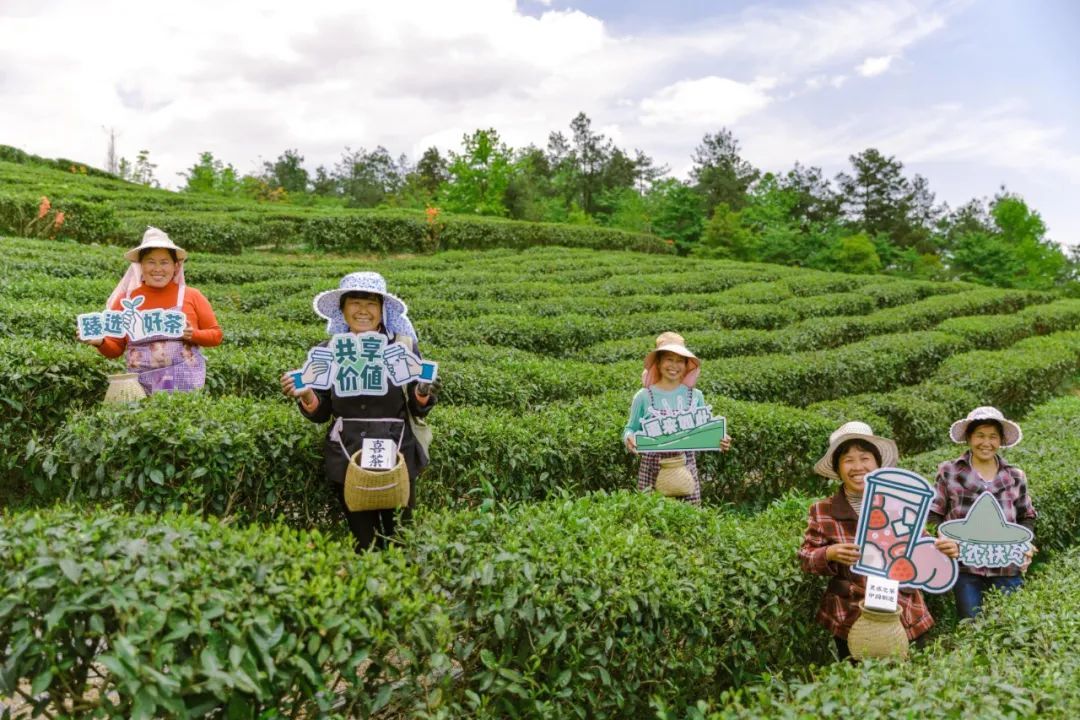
[856, 55, 896, 77]
[639, 77, 772, 127]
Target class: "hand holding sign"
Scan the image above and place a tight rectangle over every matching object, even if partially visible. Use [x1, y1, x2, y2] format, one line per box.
[120, 296, 146, 342]
[289, 347, 335, 391]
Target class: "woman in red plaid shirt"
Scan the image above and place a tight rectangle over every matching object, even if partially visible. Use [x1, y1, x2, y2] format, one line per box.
[799, 422, 959, 660]
[929, 407, 1037, 619]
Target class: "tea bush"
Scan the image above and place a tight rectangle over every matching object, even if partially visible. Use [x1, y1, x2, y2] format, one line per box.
[38, 393, 332, 524]
[708, 545, 1080, 720]
[406, 492, 830, 718]
[0, 508, 453, 718]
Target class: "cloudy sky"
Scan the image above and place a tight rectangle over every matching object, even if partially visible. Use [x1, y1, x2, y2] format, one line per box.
[2, 0, 1077, 245]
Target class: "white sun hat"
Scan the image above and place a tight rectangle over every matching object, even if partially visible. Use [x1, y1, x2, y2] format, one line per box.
[813, 421, 899, 480]
[123, 226, 188, 262]
[312, 271, 417, 340]
[949, 406, 1022, 448]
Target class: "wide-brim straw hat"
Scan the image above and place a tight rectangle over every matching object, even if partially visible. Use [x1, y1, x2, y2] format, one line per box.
[313, 271, 409, 334]
[642, 331, 701, 388]
[813, 421, 899, 480]
[123, 227, 188, 262]
[949, 406, 1022, 448]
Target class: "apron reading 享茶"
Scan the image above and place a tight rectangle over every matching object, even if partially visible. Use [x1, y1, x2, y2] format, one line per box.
[124, 284, 206, 395]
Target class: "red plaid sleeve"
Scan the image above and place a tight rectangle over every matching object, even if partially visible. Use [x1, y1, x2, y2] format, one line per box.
[799, 501, 840, 576]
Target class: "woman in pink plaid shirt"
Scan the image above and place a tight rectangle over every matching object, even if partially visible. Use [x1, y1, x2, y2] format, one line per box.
[929, 406, 1037, 619]
[799, 422, 958, 660]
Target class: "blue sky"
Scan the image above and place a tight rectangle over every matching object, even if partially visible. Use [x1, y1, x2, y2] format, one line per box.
[1, 0, 1077, 246]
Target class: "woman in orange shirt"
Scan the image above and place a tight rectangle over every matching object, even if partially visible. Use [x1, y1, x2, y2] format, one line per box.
[81, 227, 222, 394]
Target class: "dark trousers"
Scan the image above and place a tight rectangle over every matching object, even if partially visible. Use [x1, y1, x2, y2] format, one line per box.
[337, 491, 413, 553]
[953, 572, 1023, 619]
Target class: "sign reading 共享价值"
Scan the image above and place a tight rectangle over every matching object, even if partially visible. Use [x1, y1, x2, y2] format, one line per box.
[76, 295, 187, 342]
[288, 332, 438, 397]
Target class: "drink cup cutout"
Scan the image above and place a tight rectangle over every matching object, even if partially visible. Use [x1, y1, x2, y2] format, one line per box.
[852, 468, 959, 594]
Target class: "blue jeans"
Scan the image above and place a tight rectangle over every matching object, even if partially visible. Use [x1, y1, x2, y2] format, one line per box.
[953, 572, 1023, 619]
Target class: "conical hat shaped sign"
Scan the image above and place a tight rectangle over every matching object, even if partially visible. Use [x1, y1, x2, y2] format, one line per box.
[938, 492, 1033, 545]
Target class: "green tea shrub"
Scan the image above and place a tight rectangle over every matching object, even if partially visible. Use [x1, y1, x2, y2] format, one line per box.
[710, 545, 1080, 719]
[406, 492, 830, 718]
[930, 330, 1080, 417]
[38, 393, 332, 525]
[0, 508, 452, 718]
[0, 338, 110, 501]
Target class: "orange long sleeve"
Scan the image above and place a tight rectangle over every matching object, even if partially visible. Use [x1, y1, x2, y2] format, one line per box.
[96, 283, 222, 358]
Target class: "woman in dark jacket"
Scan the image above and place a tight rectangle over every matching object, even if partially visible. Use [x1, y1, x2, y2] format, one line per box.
[280, 271, 435, 552]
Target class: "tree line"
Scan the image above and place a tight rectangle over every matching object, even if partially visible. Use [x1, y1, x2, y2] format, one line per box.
[117, 113, 1078, 291]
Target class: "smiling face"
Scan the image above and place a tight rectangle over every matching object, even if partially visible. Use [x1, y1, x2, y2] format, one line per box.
[658, 351, 688, 384]
[835, 441, 881, 495]
[966, 421, 1003, 463]
[139, 248, 177, 288]
[342, 293, 382, 333]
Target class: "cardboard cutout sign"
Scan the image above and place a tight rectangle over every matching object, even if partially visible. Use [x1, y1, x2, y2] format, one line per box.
[853, 468, 958, 594]
[938, 492, 1033, 569]
[77, 295, 187, 342]
[290, 332, 437, 397]
[633, 394, 728, 453]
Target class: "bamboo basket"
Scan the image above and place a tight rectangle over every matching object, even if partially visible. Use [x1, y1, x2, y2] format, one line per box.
[847, 601, 909, 660]
[104, 373, 147, 403]
[655, 455, 694, 497]
[344, 451, 410, 511]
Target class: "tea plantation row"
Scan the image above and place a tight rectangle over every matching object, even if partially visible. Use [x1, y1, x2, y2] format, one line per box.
[4, 395, 1079, 718]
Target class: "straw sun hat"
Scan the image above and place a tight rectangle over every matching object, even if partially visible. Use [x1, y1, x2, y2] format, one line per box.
[642, 332, 701, 388]
[123, 227, 187, 262]
[948, 406, 1022, 448]
[813, 421, 899, 480]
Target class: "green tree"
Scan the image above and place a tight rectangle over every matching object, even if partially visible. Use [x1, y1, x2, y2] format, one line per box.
[441, 129, 513, 216]
[650, 179, 704, 254]
[826, 232, 883, 274]
[180, 151, 238, 194]
[311, 165, 337, 197]
[949, 193, 1071, 289]
[835, 148, 941, 256]
[334, 146, 404, 208]
[506, 145, 559, 221]
[264, 149, 309, 194]
[696, 202, 754, 259]
[690, 129, 760, 216]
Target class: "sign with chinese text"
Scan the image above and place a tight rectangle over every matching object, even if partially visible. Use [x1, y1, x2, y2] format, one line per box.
[938, 492, 1033, 569]
[853, 468, 958, 594]
[290, 332, 437, 397]
[634, 394, 727, 453]
[76, 295, 186, 342]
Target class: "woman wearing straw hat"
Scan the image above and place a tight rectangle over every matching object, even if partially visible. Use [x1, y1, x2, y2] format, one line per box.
[928, 406, 1037, 619]
[280, 271, 435, 553]
[622, 332, 731, 504]
[80, 227, 222, 394]
[799, 421, 959, 659]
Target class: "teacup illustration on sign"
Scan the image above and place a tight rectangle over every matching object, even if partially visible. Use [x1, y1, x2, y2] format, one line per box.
[853, 468, 958, 594]
[937, 492, 1033, 569]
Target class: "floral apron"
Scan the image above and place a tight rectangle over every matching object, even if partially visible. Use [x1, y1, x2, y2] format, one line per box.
[124, 284, 206, 395]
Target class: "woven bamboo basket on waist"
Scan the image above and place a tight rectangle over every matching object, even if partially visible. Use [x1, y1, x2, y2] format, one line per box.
[344, 451, 410, 512]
